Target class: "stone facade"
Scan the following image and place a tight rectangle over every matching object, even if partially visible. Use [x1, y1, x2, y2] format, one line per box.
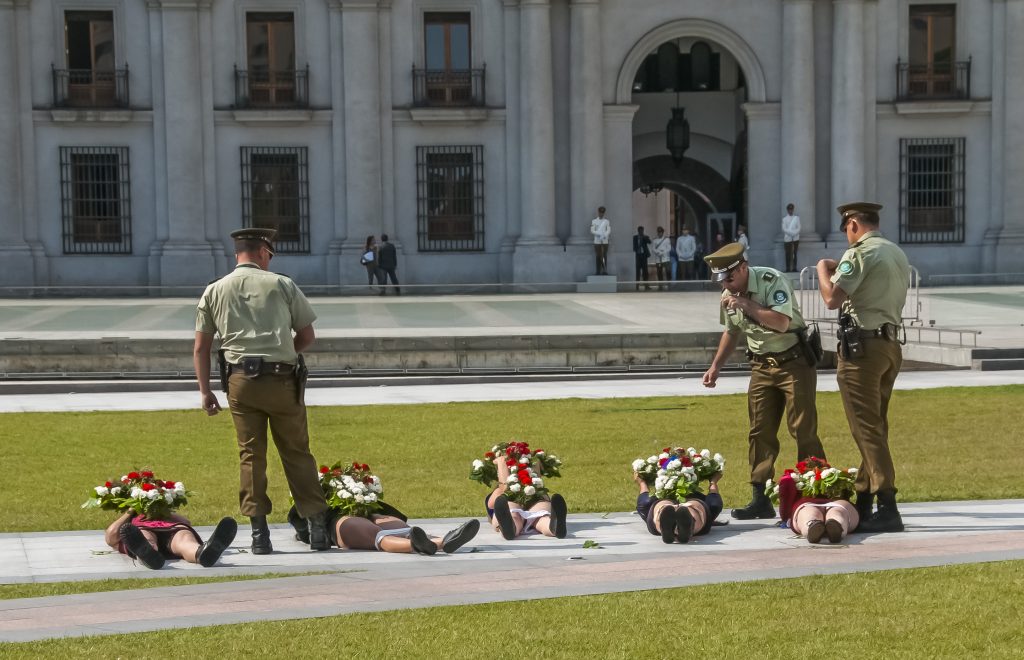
[1, 0, 1021, 289]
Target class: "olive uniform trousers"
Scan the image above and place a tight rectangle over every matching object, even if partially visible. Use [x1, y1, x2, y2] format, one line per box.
[747, 359, 824, 484]
[836, 336, 902, 494]
[227, 372, 328, 518]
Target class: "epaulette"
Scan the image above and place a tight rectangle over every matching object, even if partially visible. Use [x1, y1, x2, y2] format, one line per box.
[761, 271, 777, 282]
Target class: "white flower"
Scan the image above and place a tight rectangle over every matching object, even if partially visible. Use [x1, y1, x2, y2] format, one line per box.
[700, 449, 711, 458]
[687, 447, 697, 455]
[509, 483, 522, 493]
[130, 487, 144, 499]
[532, 478, 543, 488]
[94, 486, 109, 496]
[110, 486, 122, 496]
[822, 468, 839, 478]
[632, 459, 645, 471]
[647, 456, 659, 464]
[120, 475, 129, 483]
[365, 493, 378, 502]
[666, 459, 681, 471]
[329, 479, 341, 488]
[659, 452, 669, 460]
[147, 489, 161, 500]
[507, 475, 519, 484]
[713, 453, 724, 463]
[765, 479, 774, 489]
[174, 482, 186, 492]
[164, 492, 175, 504]
[354, 494, 365, 503]
[518, 457, 529, 465]
[472, 459, 484, 470]
[524, 485, 536, 497]
[535, 450, 545, 456]
[848, 468, 858, 475]
[337, 489, 352, 499]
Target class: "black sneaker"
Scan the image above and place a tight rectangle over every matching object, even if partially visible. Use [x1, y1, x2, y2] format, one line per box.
[409, 526, 438, 555]
[675, 506, 694, 544]
[806, 520, 826, 544]
[119, 522, 165, 570]
[493, 495, 517, 540]
[550, 494, 568, 539]
[196, 517, 238, 567]
[825, 519, 844, 543]
[442, 519, 480, 554]
[658, 505, 676, 544]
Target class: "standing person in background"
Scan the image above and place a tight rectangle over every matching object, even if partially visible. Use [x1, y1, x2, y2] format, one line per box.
[193, 228, 331, 555]
[816, 202, 910, 534]
[590, 207, 611, 275]
[737, 225, 750, 261]
[378, 234, 401, 296]
[675, 226, 697, 280]
[782, 203, 801, 272]
[361, 235, 383, 291]
[701, 242, 825, 520]
[632, 226, 652, 290]
[651, 227, 672, 290]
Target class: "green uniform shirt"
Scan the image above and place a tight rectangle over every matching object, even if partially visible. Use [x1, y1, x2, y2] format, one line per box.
[196, 263, 317, 365]
[830, 230, 910, 330]
[720, 266, 805, 354]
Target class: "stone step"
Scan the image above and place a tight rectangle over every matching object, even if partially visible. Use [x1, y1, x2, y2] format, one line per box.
[576, 275, 617, 293]
[971, 348, 1024, 360]
[971, 358, 1024, 371]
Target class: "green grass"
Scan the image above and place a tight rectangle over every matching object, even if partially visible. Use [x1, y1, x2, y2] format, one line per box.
[4, 385, 1022, 531]
[0, 571, 342, 600]
[3, 561, 1022, 658]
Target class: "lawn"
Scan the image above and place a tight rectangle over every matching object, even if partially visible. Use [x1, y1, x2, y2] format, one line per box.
[3, 560, 1022, 657]
[4, 385, 1022, 532]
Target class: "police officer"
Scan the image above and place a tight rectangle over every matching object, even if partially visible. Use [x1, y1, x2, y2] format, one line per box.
[816, 203, 909, 533]
[702, 243, 825, 519]
[193, 228, 330, 553]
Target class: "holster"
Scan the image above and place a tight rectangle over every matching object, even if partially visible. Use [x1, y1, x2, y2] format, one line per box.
[217, 349, 229, 395]
[837, 313, 865, 360]
[295, 354, 308, 404]
[795, 323, 823, 367]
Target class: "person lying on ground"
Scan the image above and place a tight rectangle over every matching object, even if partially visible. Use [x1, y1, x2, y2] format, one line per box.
[105, 511, 237, 570]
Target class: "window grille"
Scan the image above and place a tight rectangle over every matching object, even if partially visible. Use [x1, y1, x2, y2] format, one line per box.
[240, 146, 310, 253]
[59, 146, 132, 254]
[415, 145, 485, 251]
[899, 138, 965, 244]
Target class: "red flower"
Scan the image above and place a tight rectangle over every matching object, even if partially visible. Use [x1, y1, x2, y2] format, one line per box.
[484, 451, 495, 459]
[127, 472, 140, 480]
[795, 462, 807, 473]
[680, 456, 692, 467]
[319, 466, 330, 474]
[361, 464, 370, 471]
[141, 483, 156, 491]
[662, 447, 670, 453]
[141, 470, 154, 478]
[814, 468, 822, 479]
[104, 481, 113, 488]
[506, 459, 517, 467]
[164, 481, 176, 488]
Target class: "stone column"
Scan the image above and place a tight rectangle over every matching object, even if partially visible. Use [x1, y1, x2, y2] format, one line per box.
[829, 0, 866, 242]
[499, 0, 521, 283]
[997, 0, 1024, 270]
[781, 0, 819, 242]
[513, 0, 560, 283]
[567, 0, 605, 279]
[149, 0, 216, 287]
[602, 104, 638, 278]
[339, 0, 383, 282]
[744, 102, 783, 265]
[0, 0, 36, 286]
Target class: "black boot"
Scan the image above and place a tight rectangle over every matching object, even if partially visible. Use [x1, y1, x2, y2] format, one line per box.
[852, 491, 873, 533]
[250, 515, 273, 555]
[859, 490, 904, 533]
[196, 517, 238, 567]
[730, 484, 776, 520]
[307, 511, 331, 551]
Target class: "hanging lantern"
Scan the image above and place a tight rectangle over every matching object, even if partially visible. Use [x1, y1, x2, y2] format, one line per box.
[666, 107, 690, 166]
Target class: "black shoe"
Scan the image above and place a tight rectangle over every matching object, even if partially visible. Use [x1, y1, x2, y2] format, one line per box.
[250, 515, 273, 555]
[731, 484, 776, 520]
[825, 519, 844, 543]
[806, 520, 826, 544]
[858, 506, 904, 533]
[409, 526, 437, 555]
[493, 496, 517, 540]
[307, 511, 331, 551]
[658, 505, 676, 544]
[549, 494, 568, 539]
[675, 506, 694, 544]
[119, 522, 165, 570]
[287, 507, 310, 544]
[196, 517, 238, 567]
[852, 491, 874, 533]
[442, 519, 480, 554]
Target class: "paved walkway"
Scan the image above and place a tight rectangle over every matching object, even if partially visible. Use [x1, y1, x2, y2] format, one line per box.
[2, 500, 1023, 642]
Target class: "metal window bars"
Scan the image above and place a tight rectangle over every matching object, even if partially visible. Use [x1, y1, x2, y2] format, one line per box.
[896, 58, 971, 101]
[59, 146, 132, 254]
[234, 65, 309, 109]
[416, 145, 485, 252]
[240, 146, 310, 253]
[899, 138, 965, 244]
[412, 66, 486, 107]
[52, 65, 130, 109]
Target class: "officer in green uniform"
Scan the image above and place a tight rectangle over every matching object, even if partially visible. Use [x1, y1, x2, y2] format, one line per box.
[702, 243, 825, 519]
[193, 228, 330, 553]
[816, 202, 909, 533]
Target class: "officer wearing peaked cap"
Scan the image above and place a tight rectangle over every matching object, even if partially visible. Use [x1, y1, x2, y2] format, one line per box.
[194, 227, 331, 555]
[816, 202, 910, 534]
[702, 242, 825, 520]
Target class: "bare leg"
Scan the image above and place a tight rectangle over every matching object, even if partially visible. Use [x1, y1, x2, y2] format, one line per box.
[168, 530, 202, 564]
[528, 500, 555, 536]
[650, 500, 675, 533]
[681, 501, 707, 532]
[825, 500, 859, 537]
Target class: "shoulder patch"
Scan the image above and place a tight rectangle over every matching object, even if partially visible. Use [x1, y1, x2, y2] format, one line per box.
[838, 260, 855, 275]
[761, 271, 777, 282]
[772, 290, 788, 305]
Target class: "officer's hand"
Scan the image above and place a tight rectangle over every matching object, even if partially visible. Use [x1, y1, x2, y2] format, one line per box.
[201, 392, 222, 416]
[709, 471, 723, 485]
[702, 366, 719, 388]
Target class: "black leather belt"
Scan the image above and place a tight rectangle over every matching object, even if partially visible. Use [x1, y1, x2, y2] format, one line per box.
[858, 323, 899, 341]
[227, 361, 295, 376]
[747, 346, 803, 368]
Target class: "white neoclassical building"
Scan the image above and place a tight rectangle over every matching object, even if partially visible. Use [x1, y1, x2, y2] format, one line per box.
[1, 0, 1022, 289]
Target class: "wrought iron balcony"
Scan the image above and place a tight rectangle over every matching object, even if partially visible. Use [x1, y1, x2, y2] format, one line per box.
[412, 66, 485, 107]
[52, 65, 130, 109]
[896, 58, 971, 101]
[234, 65, 309, 109]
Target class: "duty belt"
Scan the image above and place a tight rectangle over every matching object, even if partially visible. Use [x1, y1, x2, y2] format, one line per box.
[227, 361, 295, 376]
[858, 323, 899, 342]
[747, 346, 803, 368]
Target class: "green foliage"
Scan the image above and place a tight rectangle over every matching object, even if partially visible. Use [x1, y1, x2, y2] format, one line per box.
[6, 561, 1023, 657]
[2, 385, 1023, 532]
